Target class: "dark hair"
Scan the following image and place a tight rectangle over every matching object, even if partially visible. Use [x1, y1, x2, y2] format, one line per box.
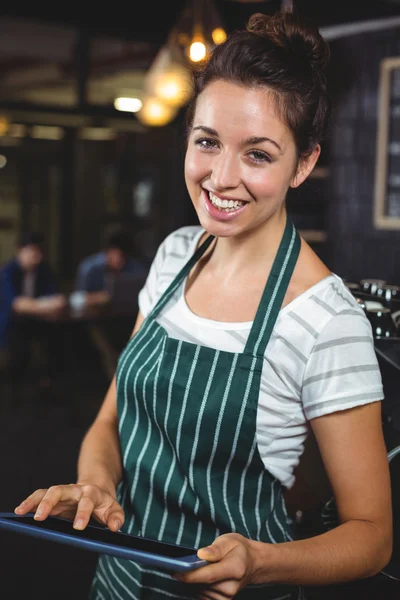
[186, 9, 331, 159]
[105, 230, 132, 255]
[18, 232, 45, 249]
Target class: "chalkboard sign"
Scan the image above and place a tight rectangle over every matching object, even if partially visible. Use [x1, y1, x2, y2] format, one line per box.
[374, 57, 400, 229]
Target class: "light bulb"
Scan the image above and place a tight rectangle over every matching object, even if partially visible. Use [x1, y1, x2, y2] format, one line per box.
[189, 41, 206, 62]
[136, 97, 178, 127]
[144, 46, 193, 108]
[212, 27, 227, 45]
[153, 69, 192, 107]
[114, 97, 143, 113]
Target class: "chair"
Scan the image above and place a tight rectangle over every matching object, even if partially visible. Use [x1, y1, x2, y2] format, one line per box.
[321, 445, 400, 582]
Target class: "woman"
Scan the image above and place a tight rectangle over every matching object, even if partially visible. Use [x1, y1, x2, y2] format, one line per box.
[15, 9, 392, 600]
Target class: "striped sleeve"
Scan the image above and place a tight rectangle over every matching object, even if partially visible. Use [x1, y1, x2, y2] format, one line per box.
[138, 235, 169, 317]
[138, 226, 202, 318]
[302, 310, 384, 420]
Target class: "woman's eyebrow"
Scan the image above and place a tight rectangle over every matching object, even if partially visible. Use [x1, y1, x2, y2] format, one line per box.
[192, 125, 219, 136]
[192, 126, 282, 154]
[244, 136, 282, 154]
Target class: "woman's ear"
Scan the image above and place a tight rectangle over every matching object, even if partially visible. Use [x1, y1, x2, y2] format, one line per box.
[290, 144, 321, 189]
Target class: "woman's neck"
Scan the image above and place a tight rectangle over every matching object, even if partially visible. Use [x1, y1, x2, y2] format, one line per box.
[207, 209, 288, 279]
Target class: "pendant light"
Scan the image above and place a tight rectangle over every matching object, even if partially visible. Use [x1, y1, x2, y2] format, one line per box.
[137, 0, 227, 126]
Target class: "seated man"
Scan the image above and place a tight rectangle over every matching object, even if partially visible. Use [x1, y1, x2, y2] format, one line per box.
[0, 232, 66, 384]
[74, 231, 148, 381]
[75, 230, 148, 306]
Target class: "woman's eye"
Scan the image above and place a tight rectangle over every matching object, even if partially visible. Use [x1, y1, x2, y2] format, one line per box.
[248, 150, 271, 163]
[194, 137, 218, 150]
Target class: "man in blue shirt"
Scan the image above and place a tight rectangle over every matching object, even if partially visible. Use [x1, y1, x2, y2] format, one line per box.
[0, 233, 66, 382]
[75, 230, 148, 305]
[74, 231, 148, 380]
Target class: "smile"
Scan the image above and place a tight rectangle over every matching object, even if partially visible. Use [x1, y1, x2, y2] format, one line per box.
[208, 191, 245, 212]
[203, 189, 248, 222]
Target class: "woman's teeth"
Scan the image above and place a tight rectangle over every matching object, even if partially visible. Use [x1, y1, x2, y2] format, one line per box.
[208, 191, 244, 212]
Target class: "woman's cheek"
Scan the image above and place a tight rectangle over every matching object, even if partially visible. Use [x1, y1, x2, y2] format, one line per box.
[250, 172, 286, 200]
[184, 148, 198, 172]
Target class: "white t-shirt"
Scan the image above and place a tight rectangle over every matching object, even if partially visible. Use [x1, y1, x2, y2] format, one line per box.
[138, 226, 384, 488]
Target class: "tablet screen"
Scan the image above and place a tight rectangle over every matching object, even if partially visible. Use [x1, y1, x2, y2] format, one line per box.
[3, 515, 197, 558]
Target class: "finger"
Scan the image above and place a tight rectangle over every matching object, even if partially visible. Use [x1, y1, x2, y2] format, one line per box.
[73, 495, 97, 530]
[197, 579, 241, 600]
[175, 562, 224, 585]
[197, 592, 226, 600]
[14, 489, 48, 514]
[197, 534, 242, 563]
[197, 545, 223, 563]
[105, 504, 125, 532]
[34, 485, 82, 520]
[176, 553, 244, 586]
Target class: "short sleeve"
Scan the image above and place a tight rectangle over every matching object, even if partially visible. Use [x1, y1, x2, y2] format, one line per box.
[302, 309, 384, 420]
[138, 225, 206, 318]
[137, 240, 168, 318]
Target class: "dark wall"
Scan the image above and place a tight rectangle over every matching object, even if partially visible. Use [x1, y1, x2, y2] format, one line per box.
[326, 26, 400, 284]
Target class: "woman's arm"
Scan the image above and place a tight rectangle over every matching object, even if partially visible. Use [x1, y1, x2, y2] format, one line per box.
[177, 401, 392, 594]
[75, 375, 122, 497]
[250, 401, 392, 585]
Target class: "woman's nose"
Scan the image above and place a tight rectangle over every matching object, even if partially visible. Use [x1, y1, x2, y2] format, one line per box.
[211, 152, 240, 190]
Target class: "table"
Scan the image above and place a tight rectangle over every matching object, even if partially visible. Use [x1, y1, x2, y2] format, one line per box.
[15, 299, 139, 383]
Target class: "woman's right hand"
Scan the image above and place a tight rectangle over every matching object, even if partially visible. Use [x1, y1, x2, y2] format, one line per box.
[14, 483, 125, 532]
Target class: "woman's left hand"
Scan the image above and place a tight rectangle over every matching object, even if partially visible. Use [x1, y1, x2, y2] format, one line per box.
[173, 532, 262, 599]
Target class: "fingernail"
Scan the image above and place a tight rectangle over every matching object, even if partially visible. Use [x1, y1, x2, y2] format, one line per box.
[34, 508, 43, 518]
[73, 519, 84, 530]
[114, 520, 121, 530]
[201, 545, 215, 556]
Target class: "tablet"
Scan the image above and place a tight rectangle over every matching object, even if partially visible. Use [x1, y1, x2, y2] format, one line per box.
[0, 513, 207, 572]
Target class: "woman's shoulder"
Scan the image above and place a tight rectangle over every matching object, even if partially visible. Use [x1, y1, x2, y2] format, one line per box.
[278, 274, 371, 349]
[289, 274, 366, 319]
[311, 274, 365, 316]
[146, 225, 205, 287]
[160, 225, 205, 257]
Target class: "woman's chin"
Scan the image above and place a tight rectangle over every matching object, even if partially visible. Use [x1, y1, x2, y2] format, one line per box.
[196, 208, 243, 238]
[197, 215, 239, 238]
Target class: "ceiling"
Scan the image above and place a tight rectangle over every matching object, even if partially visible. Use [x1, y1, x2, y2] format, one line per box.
[1, 1, 400, 41]
[0, 0, 399, 130]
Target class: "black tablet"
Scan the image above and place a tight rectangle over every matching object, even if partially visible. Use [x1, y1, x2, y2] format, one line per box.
[0, 513, 207, 572]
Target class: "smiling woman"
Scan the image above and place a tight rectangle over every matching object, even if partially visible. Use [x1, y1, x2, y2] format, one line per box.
[14, 6, 392, 600]
[184, 82, 319, 239]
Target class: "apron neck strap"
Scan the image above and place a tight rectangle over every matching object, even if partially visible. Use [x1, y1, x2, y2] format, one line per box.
[148, 233, 215, 320]
[244, 217, 300, 358]
[149, 218, 300, 358]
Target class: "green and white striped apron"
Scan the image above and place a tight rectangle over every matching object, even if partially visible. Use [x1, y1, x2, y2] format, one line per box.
[90, 216, 302, 599]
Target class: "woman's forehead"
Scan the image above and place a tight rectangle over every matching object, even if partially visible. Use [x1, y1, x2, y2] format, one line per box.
[193, 81, 291, 148]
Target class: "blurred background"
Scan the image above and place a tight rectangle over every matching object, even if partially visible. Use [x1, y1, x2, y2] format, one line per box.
[0, 1, 400, 598]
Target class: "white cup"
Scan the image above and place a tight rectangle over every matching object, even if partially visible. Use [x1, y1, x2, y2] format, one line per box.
[69, 291, 88, 311]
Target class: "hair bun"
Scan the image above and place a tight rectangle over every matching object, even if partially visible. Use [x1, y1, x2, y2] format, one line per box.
[247, 11, 330, 72]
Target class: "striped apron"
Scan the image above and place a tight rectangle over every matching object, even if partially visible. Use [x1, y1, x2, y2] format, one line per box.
[90, 216, 302, 599]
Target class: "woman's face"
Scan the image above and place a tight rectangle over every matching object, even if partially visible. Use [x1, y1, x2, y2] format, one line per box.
[185, 80, 318, 239]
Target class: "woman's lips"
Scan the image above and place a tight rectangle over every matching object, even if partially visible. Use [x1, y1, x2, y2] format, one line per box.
[203, 189, 248, 222]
